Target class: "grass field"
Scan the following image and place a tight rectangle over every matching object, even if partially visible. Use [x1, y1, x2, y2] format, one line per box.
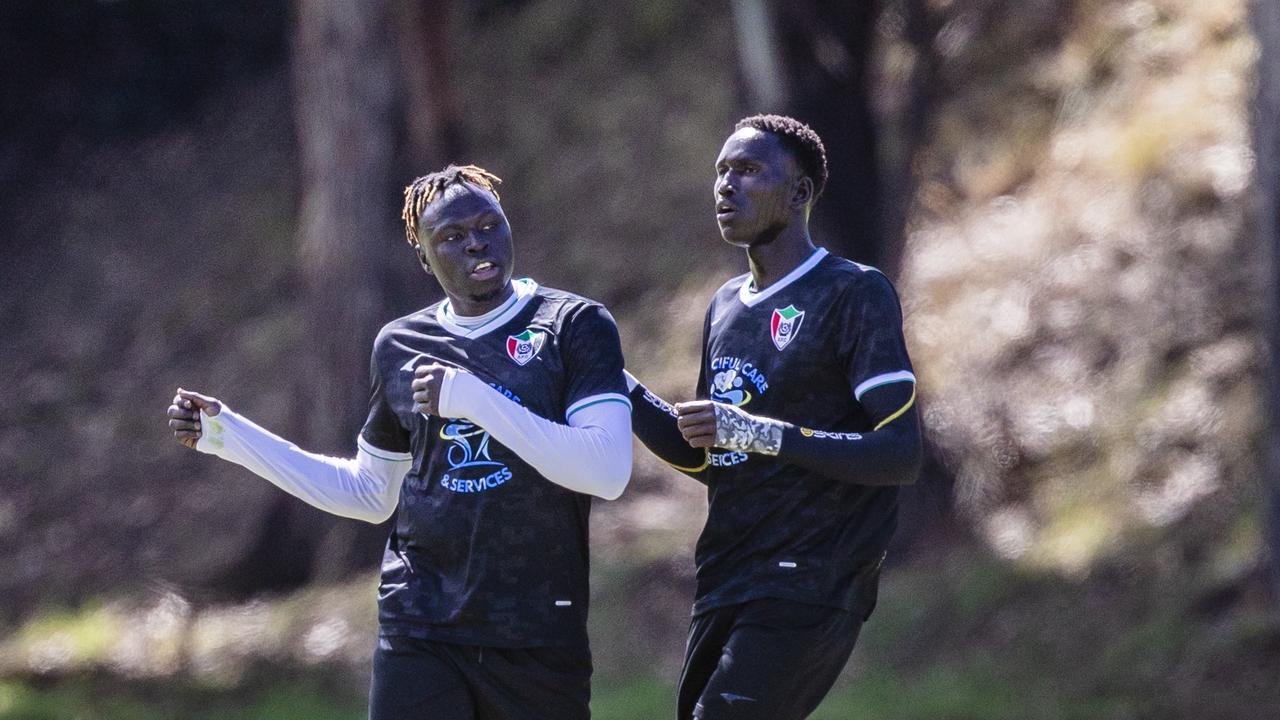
[4, 549, 1277, 720]
[0, 668, 1204, 720]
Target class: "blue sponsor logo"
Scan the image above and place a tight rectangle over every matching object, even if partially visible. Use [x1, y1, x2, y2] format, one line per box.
[709, 451, 748, 467]
[437, 417, 511, 493]
[709, 356, 768, 406]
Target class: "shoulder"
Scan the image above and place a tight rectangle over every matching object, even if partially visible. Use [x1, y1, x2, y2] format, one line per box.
[533, 283, 605, 309]
[533, 284, 619, 329]
[535, 284, 612, 316]
[817, 254, 900, 305]
[372, 301, 444, 352]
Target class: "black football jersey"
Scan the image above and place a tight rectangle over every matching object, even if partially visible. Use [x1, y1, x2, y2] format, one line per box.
[693, 248, 915, 614]
[361, 279, 628, 647]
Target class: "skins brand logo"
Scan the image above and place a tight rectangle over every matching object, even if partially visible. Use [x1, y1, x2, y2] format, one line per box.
[506, 329, 545, 366]
[770, 305, 805, 351]
[800, 427, 862, 441]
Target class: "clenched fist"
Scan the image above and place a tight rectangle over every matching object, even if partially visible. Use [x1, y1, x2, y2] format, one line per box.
[412, 363, 449, 416]
[167, 388, 222, 449]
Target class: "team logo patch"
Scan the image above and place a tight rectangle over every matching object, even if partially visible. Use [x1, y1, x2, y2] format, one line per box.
[505, 329, 545, 366]
[770, 305, 805, 351]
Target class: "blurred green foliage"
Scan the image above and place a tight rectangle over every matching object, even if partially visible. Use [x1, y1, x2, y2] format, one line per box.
[2, 0, 1278, 717]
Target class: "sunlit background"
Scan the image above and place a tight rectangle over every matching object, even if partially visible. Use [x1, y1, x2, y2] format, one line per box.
[2, 0, 1278, 718]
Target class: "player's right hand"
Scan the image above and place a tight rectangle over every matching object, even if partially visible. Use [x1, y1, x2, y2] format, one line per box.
[412, 364, 449, 416]
[674, 400, 719, 448]
[168, 388, 222, 450]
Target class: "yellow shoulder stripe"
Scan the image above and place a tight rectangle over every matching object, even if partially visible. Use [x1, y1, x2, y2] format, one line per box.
[873, 386, 916, 431]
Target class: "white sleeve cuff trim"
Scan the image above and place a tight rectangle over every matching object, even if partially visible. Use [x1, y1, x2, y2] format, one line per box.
[566, 392, 632, 420]
[854, 370, 916, 401]
[622, 369, 640, 393]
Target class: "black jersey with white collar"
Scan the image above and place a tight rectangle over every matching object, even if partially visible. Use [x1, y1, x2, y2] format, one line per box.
[693, 248, 916, 615]
[360, 278, 629, 647]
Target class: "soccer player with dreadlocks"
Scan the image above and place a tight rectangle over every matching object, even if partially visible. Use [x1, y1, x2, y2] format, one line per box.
[626, 116, 923, 720]
[167, 165, 633, 720]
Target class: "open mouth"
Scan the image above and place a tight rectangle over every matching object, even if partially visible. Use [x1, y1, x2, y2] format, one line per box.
[470, 260, 500, 280]
[716, 202, 736, 220]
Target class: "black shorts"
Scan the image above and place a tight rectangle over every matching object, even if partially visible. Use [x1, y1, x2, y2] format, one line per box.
[369, 635, 592, 720]
[677, 598, 865, 720]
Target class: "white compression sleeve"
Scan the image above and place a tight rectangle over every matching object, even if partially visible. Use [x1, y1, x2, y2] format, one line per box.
[195, 406, 411, 523]
[437, 370, 633, 500]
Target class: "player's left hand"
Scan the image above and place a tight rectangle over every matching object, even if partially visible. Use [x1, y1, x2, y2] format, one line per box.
[412, 363, 449, 416]
[675, 400, 719, 448]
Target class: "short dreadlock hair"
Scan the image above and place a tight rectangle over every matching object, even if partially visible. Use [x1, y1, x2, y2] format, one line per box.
[734, 114, 828, 201]
[401, 164, 503, 247]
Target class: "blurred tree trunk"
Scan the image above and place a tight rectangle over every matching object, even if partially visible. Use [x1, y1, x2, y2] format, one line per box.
[730, 0, 788, 111]
[214, 0, 464, 594]
[246, 0, 404, 586]
[773, 1, 885, 270]
[396, 0, 462, 171]
[730, 0, 945, 276]
[1253, 0, 1280, 604]
[275, 0, 463, 586]
[385, 0, 460, 319]
[293, 0, 399, 452]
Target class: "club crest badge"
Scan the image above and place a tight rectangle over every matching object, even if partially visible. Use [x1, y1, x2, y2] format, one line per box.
[770, 305, 805, 351]
[506, 329, 545, 366]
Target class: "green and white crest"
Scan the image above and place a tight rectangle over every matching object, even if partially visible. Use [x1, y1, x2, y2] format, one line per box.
[506, 328, 545, 366]
[770, 305, 805, 351]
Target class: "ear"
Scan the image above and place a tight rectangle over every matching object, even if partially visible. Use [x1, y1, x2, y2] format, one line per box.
[415, 244, 433, 275]
[792, 176, 814, 208]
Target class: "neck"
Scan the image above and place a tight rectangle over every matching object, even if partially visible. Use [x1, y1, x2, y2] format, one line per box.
[449, 281, 515, 318]
[745, 224, 815, 292]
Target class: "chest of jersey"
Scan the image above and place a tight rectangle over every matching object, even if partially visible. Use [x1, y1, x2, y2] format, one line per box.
[705, 288, 852, 426]
[380, 305, 573, 500]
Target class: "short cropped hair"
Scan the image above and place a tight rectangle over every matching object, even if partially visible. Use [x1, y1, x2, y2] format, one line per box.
[734, 114, 828, 201]
[401, 164, 502, 247]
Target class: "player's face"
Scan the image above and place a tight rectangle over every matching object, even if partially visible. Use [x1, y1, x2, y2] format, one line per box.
[714, 128, 801, 247]
[417, 183, 515, 313]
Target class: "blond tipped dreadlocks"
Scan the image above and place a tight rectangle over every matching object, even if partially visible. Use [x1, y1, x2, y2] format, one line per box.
[401, 164, 503, 247]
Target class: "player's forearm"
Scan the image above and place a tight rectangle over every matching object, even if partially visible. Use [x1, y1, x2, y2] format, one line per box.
[708, 381, 922, 486]
[776, 417, 922, 486]
[196, 407, 409, 522]
[624, 371, 709, 481]
[438, 371, 633, 500]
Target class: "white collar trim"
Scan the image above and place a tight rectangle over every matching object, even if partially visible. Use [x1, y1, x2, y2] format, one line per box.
[738, 247, 828, 307]
[436, 278, 538, 338]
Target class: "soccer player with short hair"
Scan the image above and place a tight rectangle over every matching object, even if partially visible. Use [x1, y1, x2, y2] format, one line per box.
[167, 165, 633, 720]
[626, 116, 922, 719]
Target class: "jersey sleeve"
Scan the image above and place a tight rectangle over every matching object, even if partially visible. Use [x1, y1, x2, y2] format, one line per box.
[694, 301, 712, 401]
[561, 303, 631, 420]
[769, 273, 921, 486]
[360, 337, 411, 454]
[625, 372, 710, 480]
[840, 272, 916, 405]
